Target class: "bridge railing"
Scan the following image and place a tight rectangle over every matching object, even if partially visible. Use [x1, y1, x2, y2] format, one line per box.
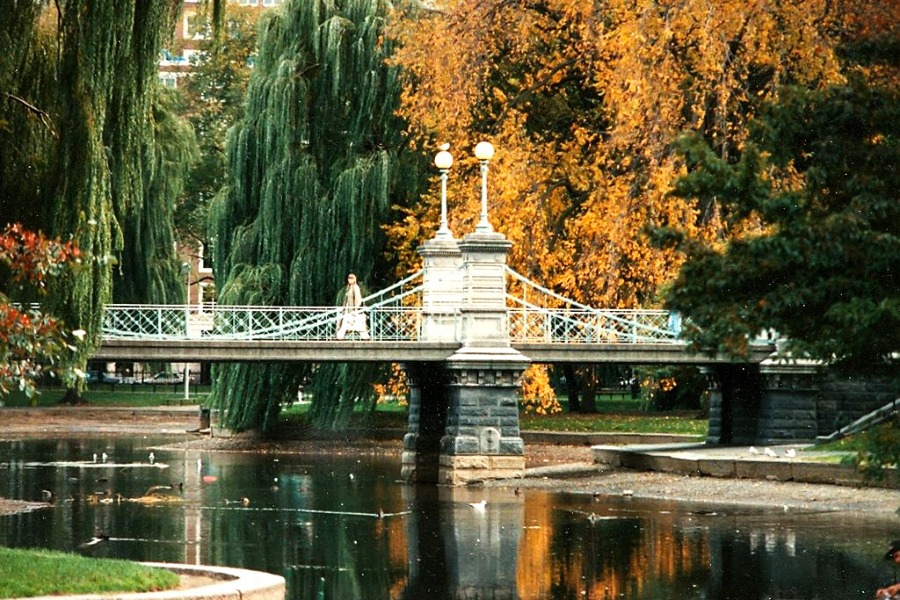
[504, 267, 682, 344]
[101, 304, 433, 341]
[102, 271, 430, 341]
[508, 307, 679, 344]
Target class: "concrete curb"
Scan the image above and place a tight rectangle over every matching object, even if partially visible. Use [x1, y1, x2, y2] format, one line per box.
[523, 431, 702, 446]
[16, 563, 285, 600]
[591, 444, 899, 489]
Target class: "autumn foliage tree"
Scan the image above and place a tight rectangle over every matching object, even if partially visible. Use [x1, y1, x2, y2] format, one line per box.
[0, 224, 83, 401]
[664, 79, 899, 375]
[387, 0, 850, 411]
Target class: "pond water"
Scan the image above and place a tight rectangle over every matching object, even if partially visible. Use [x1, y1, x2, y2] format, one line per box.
[0, 436, 894, 600]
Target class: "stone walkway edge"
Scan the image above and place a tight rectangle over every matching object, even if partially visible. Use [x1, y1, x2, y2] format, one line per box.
[14, 563, 285, 600]
[590, 442, 898, 489]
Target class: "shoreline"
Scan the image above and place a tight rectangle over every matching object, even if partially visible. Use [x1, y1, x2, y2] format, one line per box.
[1, 407, 898, 521]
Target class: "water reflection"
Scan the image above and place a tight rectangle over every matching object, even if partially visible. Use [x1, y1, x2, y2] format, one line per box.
[0, 437, 890, 599]
[402, 486, 523, 599]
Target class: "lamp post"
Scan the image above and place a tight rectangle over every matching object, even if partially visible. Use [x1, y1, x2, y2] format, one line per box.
[474, 141, 495, 233]
[434, 148, 454, 240]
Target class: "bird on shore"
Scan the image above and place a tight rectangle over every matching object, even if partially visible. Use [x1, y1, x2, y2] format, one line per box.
[468, 499, 487, 511]
[148, 452, 155, 464]
[764, 447, 778, 458]
[748, 446, 760, 455]
[785, 448, 797, 458]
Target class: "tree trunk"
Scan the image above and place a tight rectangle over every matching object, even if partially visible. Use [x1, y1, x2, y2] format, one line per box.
[563, 365, 581, 413]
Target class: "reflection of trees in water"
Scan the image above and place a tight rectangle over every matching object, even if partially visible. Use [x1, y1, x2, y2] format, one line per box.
[544, 502, 649, 598]
[534, 497, 761, 599]
[202, 458, 410, 600]
[529, 497, 885, 600]
[3, 441, 889, 600]
[281, 465, 410, 600]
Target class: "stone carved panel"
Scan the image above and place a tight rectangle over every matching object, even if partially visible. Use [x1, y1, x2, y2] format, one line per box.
[447, 368, 525, 387]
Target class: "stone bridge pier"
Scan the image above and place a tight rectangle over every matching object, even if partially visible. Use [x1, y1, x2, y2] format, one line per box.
[705, 363, 896, 445]
[401, 228, 529, 485]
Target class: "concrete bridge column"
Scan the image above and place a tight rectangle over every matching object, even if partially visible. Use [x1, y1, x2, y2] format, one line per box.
[403, 230, 528, 485]
[706, 363, 820, 445]
[705, 364, 764, 445]
[439, 230, 529, 485]
[399, 237, 464, 483]
[707, 361, 896, 445]
[417, 237, 463, 342]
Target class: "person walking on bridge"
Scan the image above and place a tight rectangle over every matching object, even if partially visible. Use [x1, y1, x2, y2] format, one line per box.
[336, 273, 369, 339]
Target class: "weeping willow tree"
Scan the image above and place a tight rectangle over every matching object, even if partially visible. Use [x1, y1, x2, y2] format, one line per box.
[114, 88, 198, 304]
[0, 1, 195, 391]
[209, 0, 424, 432]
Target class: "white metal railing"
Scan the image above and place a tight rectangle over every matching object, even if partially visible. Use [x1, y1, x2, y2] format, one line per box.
[102, 304, 431, 341]
[102, 272, 430, 341]
[98, 268, 694, 345]
[505, 267, 682, 344]
[508, 307, 679, 343]
[101, 303, 682, 344]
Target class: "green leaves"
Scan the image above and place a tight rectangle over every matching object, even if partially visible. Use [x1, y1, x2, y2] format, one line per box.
[209, 0, 413, 432]
[666, 80, 900, 375]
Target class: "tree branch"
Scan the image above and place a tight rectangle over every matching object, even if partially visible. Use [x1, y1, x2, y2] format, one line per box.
[2, 93, 57, 137]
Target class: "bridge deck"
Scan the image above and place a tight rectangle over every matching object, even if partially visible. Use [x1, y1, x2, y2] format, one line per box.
[96, 338, 775, 364]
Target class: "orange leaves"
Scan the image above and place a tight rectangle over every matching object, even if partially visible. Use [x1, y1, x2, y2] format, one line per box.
[387, 0, 856, 314]
[519, 364, 561, 415]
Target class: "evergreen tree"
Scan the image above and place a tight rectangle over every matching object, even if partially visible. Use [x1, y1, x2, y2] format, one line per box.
[663, 79, 899, 376]
[209, 0, 423, 431]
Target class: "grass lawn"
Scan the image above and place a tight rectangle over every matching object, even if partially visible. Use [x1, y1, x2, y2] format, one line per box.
[8, 385, 707, 437]
[281, 393, 710, 437]
[0, 547, 179, 598]
[2, 385, 212, 408]
[519, 411, 707, 436]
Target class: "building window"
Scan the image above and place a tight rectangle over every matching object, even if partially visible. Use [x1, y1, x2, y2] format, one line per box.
[198, 242, 213, 274]
[159, 72, 179, 88]
[183, 9, 207, 40]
